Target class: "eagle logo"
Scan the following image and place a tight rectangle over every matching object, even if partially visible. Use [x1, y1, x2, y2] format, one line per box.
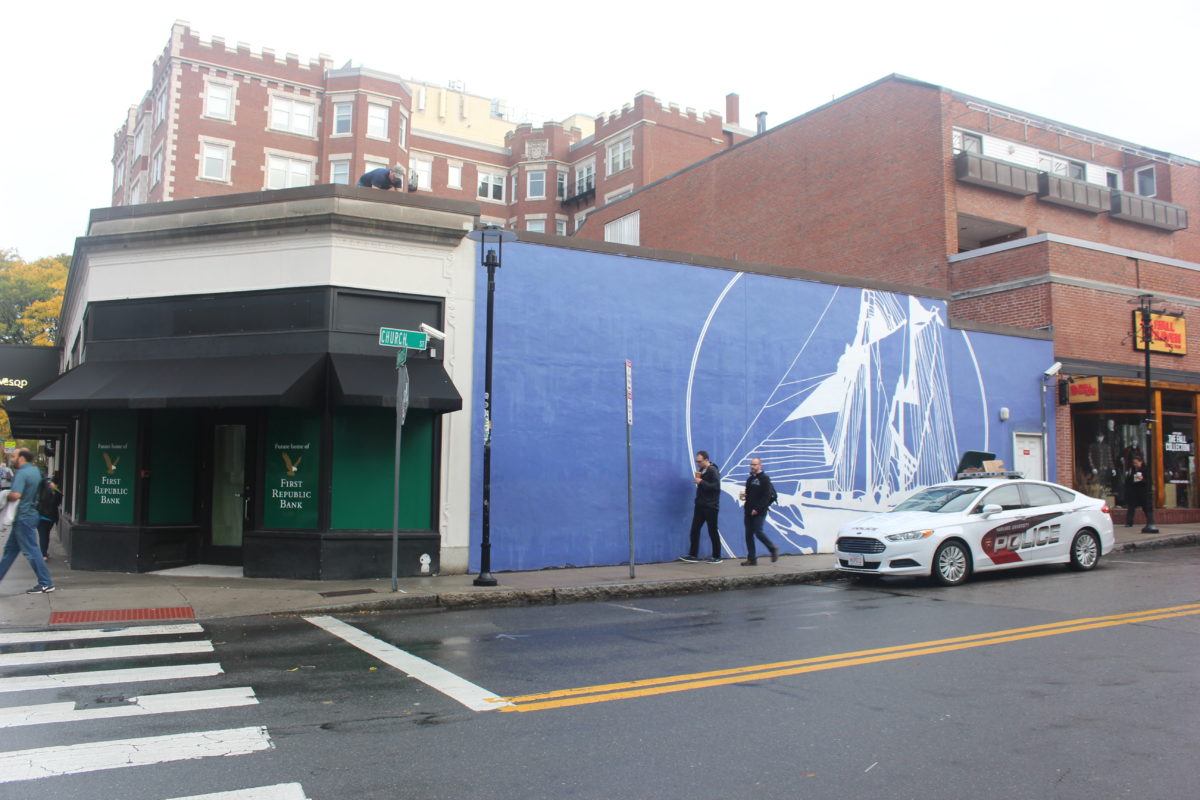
[102, 453, 121, 475]
[282, 453, 302, 476]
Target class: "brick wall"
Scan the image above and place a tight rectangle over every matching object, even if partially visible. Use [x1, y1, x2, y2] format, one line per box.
[578, 77, 955, 289]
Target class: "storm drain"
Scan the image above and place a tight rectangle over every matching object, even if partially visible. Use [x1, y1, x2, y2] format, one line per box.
[318, 589, 378, 598]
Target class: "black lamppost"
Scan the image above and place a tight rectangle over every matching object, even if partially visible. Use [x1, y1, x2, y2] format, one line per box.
[1134, 294, 1161, 533]
[466, 224, 516, 586]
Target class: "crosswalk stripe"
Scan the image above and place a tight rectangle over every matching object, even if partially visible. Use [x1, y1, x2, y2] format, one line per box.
[0, 623, 204, 646]
[0, 663, 225, 694]
[304, 615, 510, 712]
[0, 639, 213, 668]
[0, 725, 273, 783]
[162, 783, 310, 799]
[0, 686, 258, 728]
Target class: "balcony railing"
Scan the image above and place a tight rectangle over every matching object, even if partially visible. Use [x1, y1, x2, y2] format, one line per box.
[1037, 173, 1111, 214]
[561, 185, 595, 209]
[955, 151, 1038, 196]
[1110, 192, 1188, 231]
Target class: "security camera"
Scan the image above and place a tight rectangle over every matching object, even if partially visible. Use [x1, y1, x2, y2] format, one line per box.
[1044, 362, 1062, 377]
[420, 322, 447, 341]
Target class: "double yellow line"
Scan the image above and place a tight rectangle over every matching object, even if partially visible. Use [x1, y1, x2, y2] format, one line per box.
[495, 602, 1200, 713]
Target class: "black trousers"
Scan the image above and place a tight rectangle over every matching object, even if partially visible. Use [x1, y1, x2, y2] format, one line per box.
[688, 506, 721, 558]
[1125, 489, 1151, 525]
[744, 512, 776, 560]
[37, 518, 55, 558]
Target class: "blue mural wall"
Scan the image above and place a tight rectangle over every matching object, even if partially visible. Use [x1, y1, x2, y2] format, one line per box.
[470, 243, 1053, 572]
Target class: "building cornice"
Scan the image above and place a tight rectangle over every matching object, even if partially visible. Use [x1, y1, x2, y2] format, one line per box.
[948, 232, 1200, 273]
[952, 272, 1200, 309]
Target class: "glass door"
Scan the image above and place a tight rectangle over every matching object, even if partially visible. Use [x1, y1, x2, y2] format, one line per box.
[208, 423, 248, 562]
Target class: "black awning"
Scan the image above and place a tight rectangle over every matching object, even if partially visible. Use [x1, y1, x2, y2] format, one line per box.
[27, 354, 325, 410]
[330, 354, 462, 411]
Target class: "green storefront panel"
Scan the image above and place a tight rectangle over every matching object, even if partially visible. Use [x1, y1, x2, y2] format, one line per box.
[263, 408, 322, 529]
[148, 410, 197, 524]
[86, 410, 137, 523]
[331, 407, 433, 530]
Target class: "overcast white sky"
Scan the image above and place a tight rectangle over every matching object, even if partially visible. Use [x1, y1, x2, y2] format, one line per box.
[3, 0, 1198, 259]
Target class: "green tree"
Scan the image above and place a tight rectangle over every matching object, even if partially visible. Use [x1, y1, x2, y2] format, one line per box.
[0, 248, 69, 345]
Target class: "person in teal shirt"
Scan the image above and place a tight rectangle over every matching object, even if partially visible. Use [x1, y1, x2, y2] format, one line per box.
[0, 448, 53, 593]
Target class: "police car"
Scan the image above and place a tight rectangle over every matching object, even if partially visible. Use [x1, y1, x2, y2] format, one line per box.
[834, 476, 1114, 586]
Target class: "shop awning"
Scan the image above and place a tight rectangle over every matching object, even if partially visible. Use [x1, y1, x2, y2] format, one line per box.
[329, 354, 462, 411]
[27, 353, 325, 410]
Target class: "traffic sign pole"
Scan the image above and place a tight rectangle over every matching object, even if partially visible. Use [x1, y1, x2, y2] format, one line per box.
[625, 360, 635, 579]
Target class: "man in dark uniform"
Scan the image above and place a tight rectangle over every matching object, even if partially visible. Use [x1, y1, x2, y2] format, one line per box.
[357, 165, 406, 189]
[741, 457, 780, 565]
[679, 451, 723, 563]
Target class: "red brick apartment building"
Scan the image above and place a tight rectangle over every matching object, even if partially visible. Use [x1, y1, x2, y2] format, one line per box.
[112, 22, 750, 236]
[579, 74, 1200, 517]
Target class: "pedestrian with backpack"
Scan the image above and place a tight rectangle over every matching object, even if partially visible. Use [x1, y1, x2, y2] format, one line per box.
[740, 457, 780, 566]
[37, 471, 62, 559]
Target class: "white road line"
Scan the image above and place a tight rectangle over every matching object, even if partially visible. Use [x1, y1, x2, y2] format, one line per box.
[0, 639, 213, 668]
[163, 783, 310, 800]
[0, 623, 204, 645]
[0, 686, 258, 729]
[304, 615, 510, 712]
[0, 726, 273, 784]
[0, 663, 224, 694]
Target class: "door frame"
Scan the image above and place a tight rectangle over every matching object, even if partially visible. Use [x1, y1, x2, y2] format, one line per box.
[199, 410, 260, 565]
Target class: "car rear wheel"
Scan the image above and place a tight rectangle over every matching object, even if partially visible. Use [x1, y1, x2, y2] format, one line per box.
[1069, 530, 1100, 571]
[932, 540, 971, 586]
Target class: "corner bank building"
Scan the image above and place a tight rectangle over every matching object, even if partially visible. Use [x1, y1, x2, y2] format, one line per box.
[18, 186, 477, 579]
[11, 185, 1057, 579]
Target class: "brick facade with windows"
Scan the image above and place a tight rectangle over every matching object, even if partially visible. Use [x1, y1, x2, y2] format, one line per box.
[113, 23, 751, 237]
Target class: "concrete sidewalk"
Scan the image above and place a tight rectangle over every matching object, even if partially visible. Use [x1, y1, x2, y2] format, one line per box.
[2, 523, 1197, 630]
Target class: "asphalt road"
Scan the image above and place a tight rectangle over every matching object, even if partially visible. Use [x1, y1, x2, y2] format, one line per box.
[2, 548, 1198, 800]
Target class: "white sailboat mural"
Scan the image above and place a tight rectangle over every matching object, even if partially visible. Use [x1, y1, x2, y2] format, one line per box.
[709, 288, 960, 553]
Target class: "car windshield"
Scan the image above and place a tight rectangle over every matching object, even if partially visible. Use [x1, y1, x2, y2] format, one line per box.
[891, 485, 985, 513]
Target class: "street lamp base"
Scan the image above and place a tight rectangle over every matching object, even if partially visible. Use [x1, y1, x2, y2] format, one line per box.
[473, 572, 498, 587]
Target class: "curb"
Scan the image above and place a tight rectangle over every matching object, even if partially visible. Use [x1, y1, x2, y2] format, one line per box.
[280, 534, 1200, 619]
[1115, 532, 1200, 552]
[280, 568, 843, 618]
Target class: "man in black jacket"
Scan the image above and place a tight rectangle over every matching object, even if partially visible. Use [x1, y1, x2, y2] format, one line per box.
[741, 457, 780, 565]
[679, 451, 723, 563]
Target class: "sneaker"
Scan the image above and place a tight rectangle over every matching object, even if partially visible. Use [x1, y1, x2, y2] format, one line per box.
[740, 559, 758, 566]
[677, 554, 701, 563]
[769, 547, 780, 563]
[25, 585, 55, 594]
[706, 557, 723, 564]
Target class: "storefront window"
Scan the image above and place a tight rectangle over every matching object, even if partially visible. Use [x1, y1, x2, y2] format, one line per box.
[1069, 381, 1198, 509]
[330, 407, 434, 531]
[1162, 416, 1194, 509]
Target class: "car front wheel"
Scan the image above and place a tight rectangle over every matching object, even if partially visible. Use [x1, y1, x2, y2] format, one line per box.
[1069, 530, 1101, 571]
[932, 540, 971, 586]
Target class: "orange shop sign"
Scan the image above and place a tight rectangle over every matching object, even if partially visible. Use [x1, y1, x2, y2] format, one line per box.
[1066, 376, 1101, 404]
[1134, 311, 1187, 355]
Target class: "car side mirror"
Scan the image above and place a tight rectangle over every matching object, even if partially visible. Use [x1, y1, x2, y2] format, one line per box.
[979, 503, 1003, 517]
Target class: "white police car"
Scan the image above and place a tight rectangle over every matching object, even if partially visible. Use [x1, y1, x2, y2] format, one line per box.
[835, 477, 1114, 586]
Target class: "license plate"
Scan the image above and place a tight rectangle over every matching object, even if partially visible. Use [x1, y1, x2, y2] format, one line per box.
[848, 553, 864, 567]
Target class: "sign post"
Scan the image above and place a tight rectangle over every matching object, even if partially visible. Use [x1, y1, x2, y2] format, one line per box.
[625, 360, 635, 579]
[379, 328, 429, 590]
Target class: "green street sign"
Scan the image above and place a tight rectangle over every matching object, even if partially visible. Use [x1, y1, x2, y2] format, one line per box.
[379, 328, 429, 349]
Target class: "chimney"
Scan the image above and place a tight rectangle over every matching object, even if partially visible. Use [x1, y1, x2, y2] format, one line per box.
[756, 111, 768, 135]
[725, 93, 740, 127]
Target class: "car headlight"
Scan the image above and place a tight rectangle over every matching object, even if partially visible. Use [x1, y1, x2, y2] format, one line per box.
[885, 530, 934, 542]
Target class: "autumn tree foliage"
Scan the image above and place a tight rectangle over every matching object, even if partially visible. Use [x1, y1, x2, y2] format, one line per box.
[0, 248, 69, 345]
